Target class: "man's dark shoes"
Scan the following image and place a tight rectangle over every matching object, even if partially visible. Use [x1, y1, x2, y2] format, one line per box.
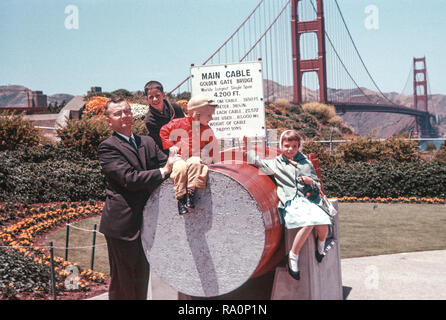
[286, 255, 300, 281]
[177, 195, 189, 215]
[315, 250, 326, 263]
[186, 189, 195, 209]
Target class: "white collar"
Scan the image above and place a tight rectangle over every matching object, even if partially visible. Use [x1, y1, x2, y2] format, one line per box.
[115, 131, 135, 142]
[116, 132, 135, 142]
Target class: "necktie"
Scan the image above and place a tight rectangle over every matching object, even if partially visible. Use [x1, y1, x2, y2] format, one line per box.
[129, 136, 137, 150]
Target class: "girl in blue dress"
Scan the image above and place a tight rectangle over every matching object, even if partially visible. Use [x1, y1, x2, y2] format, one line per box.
[247, 130, 332, 280]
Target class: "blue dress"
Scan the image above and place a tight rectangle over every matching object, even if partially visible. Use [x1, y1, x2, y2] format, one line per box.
[247, 151, 332, 229]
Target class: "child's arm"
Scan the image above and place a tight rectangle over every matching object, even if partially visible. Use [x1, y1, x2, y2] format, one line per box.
[160, 121, 190, 156]
[159, 121, 176, 150]
[246, 149, 277, 176]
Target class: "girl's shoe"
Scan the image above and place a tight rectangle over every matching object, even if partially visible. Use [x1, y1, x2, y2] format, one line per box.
[286, 255, 300, 280]
[315, 250, 326, 263]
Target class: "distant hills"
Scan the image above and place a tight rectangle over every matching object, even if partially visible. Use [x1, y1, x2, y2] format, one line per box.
[0, 85, 74, 108]
[263, 80, 446, 138]
[2, 83, 445, 138]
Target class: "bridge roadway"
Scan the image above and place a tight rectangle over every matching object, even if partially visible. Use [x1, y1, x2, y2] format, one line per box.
[332, 102, 431, 118]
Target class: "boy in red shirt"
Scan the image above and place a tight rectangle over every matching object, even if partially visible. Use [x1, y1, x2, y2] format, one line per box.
[160, 94, 218, 214]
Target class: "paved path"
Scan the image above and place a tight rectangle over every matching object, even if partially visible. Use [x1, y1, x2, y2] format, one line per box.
[88, 250, 446, 300]
[341, 250, 446, 300]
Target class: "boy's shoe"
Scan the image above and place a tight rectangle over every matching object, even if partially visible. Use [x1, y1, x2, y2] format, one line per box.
[186, 189, 195, 209]
[177, 195, 189, 215]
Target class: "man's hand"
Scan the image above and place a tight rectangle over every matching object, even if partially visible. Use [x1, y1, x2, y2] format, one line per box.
[169, 145, 180, 157]
[160, 153, 180, 177]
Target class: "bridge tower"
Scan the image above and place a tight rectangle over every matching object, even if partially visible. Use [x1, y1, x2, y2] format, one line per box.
[413, 57, 428, 135]
[291, 0, 328, 105]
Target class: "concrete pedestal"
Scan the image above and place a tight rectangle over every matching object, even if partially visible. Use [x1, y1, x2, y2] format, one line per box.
[270, 199, 343, 300]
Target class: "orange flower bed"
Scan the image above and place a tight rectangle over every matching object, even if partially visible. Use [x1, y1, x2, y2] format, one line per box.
[336, 196, 445, 204]
[0, 202, 107, 298]
[176, 99, 188, 112]
[84, 96, 109, 116]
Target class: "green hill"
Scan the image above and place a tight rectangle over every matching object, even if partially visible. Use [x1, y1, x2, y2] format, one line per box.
[265, 99, 357, 141]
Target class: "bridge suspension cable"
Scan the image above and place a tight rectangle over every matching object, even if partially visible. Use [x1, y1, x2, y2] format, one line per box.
[169, 0, 266, 95]
[329, 0, 399, 106]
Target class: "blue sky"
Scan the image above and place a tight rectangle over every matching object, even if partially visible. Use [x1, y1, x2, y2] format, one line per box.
[0, 0, 445, 96]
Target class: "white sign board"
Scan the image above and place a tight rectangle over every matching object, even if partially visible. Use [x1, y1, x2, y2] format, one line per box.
[190, 61, 265, 140]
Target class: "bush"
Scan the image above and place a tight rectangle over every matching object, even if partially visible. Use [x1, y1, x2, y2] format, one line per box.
[287, 104, 303, 114]
[57, 116, 112, 159]
[302, 102, 336, 123]
[0, 146, 105, 203]
[327, 115, 344, 129]
[132, 119, 148, 135]
[130, 103, 149, 120]
[322, 160, 446, 199]
[425, 142, 437, 151]
[274, 98, 291, 108]
[83, 96, 109, 117]
[300, 113, 319, 129]
[302, 140, 340, 167]
[383, 136, 420, 162]
[339, 135, 419, 163]
[0, 111, 41, 151]
[0, 248, 52, 299]
[434, 141, 446, 163]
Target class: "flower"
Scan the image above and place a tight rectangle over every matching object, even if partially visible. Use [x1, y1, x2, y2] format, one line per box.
[130, 103, 149, 120]
[0, 202, 107, 295]
[84, 96, 109, 116]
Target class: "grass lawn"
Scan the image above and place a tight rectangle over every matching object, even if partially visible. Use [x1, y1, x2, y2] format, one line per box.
[43, 203, 446, 276]
[44, 216, 109, 275]
[338, 202, 446, 258]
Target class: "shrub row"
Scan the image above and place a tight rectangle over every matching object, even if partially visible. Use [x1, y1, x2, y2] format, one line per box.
[322, 160, 446, 199]
[0, 111, 41, 151]
[1, 144, 444, 204]
[0, 248, 52, 299]
[302, 135, 425, 166]
[0, 145, 105, 204]
[57, 116, 147, 159]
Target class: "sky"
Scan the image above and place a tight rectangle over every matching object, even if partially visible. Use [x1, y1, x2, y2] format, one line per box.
[0, 0, 445, 96]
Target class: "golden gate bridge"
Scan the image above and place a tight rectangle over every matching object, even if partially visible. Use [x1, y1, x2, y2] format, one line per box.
[170, 0, 437, 138]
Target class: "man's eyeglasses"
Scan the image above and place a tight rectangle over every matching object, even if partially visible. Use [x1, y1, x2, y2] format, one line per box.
[111, 109, 132, 117]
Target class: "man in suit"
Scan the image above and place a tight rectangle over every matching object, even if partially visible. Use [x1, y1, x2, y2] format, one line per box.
[98, 96, 175, 300]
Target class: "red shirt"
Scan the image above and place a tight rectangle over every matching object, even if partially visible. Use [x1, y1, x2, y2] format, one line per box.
[159, 115, 216, 157]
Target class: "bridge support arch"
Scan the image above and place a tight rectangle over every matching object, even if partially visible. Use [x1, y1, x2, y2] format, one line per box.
[413, 57, 429, 136]
[291, 0, 328, 105]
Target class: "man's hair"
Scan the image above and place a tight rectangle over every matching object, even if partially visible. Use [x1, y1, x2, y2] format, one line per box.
[144, 81, 164, 95]
[280, 130, 302, 146]
[104, 96, 127, 116]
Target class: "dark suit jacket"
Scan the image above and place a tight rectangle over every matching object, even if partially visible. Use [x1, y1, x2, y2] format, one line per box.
[98, 132, 167, 241]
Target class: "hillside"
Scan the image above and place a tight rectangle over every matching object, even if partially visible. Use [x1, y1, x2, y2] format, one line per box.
[263, 80, 446, 138]
[2, 82, 445, 138]
[0, 85, 73, 108]
[264, 100, 357, 142]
